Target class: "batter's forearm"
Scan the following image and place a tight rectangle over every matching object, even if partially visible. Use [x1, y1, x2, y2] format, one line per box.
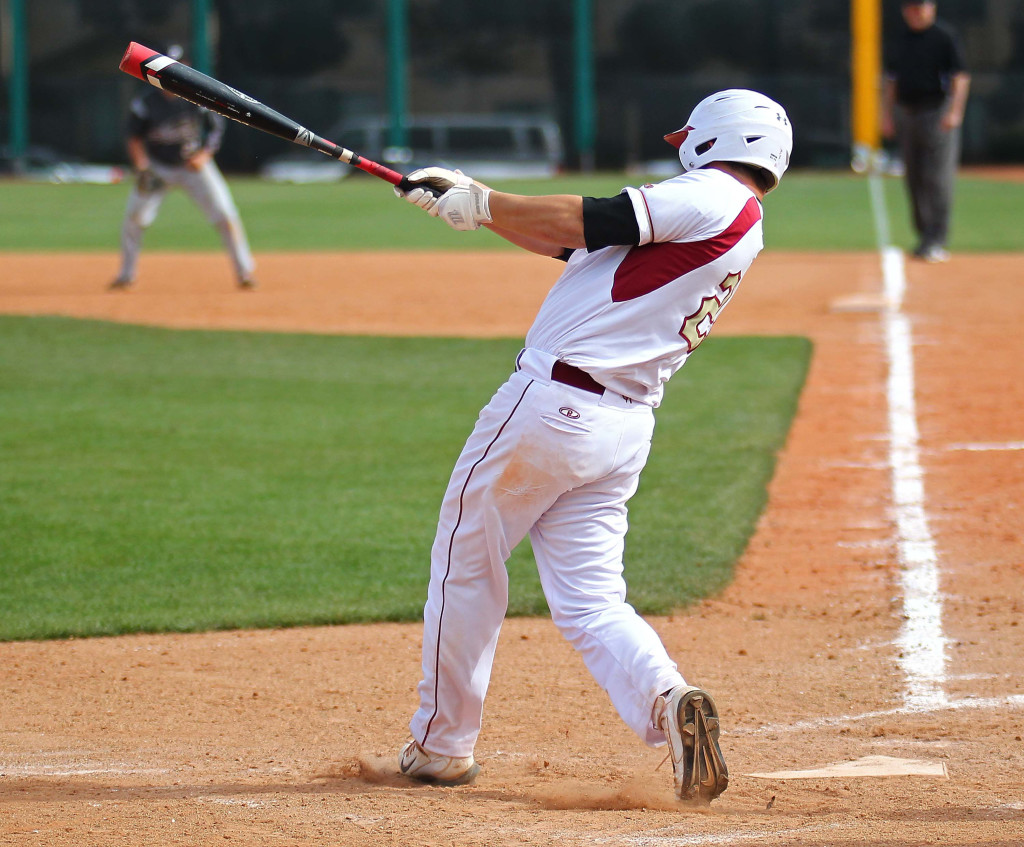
[487, 193, 585, 249]
[483, 222, 569, 257]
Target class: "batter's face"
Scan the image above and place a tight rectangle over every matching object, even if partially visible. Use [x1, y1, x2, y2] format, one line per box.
[902, 2, 936, 31]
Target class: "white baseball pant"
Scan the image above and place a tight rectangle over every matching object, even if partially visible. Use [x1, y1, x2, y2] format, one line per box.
[410, 347, 686, 758]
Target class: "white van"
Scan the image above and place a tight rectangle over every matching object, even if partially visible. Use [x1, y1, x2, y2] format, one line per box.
[338, 114, 565, 179]
[261, 113, 564, 183]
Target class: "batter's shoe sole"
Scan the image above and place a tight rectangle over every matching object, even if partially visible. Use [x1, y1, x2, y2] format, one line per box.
[108, 277, 134, 290]
[398, 738, 480, 786]
[656, 686, 728, 804]
[237, 277, 258, 290]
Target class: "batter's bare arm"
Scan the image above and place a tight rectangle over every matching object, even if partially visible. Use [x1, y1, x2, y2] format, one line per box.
[481, 224, 567, 258]
[485, 194, 584, 253]
[396, 167, 643, 255]
[394, 166, 582, 257]
[446, 185, 643, 254]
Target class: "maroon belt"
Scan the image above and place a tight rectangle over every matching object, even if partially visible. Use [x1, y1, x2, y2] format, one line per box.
[551, 360, 606, 395]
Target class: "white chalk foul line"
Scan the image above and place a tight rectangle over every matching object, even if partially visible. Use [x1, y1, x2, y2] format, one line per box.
[870, 171, 949, 711]
[731, 693, 1024, 737]
[867, 161, 892, 248]
[947, 441, 1024, 452]
[611, 823, 848, 847]
[0, 764, 170, 777]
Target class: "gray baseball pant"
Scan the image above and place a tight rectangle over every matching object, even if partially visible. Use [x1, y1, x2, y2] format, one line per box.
[896, 103, 961, 252]
[117, 160, 255, 283]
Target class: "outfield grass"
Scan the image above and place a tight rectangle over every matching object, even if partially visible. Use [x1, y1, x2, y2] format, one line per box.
[1, 170, 1020, 253]
[0, 316, 810, 640]
[3, 166, 1014, 641]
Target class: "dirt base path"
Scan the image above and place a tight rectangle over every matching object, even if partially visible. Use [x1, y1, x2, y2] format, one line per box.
[1, 251, 1022, 846]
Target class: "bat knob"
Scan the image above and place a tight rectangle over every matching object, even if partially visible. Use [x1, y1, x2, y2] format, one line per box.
[397, 175, 447, 197]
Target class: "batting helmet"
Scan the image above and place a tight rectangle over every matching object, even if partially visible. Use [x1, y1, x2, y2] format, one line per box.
[664, 89, 793, 191]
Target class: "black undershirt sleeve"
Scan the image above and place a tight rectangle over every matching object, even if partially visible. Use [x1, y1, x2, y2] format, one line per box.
[582, 194, 642, 251]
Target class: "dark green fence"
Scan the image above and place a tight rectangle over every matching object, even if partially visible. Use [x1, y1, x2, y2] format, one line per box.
[2, 0, 1022, 170]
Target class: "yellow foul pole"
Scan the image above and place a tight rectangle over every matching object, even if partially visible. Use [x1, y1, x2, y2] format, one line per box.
[851, 0, 882, 171]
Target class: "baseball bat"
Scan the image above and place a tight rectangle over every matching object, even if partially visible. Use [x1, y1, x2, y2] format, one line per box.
[119, 42, 431, 193]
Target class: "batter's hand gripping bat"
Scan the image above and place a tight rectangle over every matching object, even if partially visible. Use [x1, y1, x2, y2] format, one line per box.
[119, 42, 439, 195]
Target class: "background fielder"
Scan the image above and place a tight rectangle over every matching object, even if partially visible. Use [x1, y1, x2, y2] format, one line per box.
[393, 89, 793, 803]
[111, 43, 257, 291]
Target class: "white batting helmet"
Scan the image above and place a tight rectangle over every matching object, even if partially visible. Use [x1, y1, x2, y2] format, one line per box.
[664, 89, 793, 191]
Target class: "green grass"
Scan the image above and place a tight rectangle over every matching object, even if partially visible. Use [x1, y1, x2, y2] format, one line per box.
[1, 170, 1020, 253]
[0, 316, 810, 640]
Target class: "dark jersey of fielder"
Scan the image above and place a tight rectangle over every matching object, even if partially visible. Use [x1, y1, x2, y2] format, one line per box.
[884, 20, 967, 109]
[126, 88, 226, 166]
[525, 168, 763, 407]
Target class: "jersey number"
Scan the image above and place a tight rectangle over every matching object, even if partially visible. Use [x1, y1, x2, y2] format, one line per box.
[679, 272, 741, 353]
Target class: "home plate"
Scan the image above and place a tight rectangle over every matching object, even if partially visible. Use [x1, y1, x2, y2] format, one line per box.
[748, 755, 948, 780]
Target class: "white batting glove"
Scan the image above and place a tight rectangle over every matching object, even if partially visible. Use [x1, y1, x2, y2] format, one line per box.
[394, 167, 470, 215]
[436, 182, 493, 231]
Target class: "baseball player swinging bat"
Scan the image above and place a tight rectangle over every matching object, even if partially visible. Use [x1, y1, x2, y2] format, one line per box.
[118, 42, 439, 195]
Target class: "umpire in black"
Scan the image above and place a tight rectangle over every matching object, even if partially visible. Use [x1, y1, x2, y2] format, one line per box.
[881, 0, 970, 263]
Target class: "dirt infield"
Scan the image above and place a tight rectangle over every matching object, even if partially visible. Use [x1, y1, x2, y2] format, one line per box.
[1, 250, 1023, 846]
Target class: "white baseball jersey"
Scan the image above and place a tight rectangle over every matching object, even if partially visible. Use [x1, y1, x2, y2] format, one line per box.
[525, 168, 764, 406]
[408, 167, 769, 763]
